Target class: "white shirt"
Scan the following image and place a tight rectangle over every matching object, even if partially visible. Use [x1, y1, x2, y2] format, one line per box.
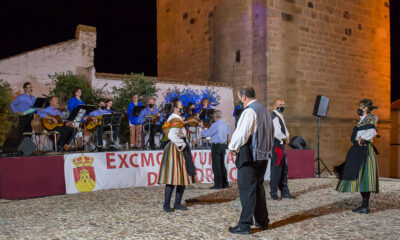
[167, 113, 186, 148]
[272, 110, 289, 144]
[356, 115, 377, 141]
[228, 100, 258, 152]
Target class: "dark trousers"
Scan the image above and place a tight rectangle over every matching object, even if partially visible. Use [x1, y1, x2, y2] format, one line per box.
[18, 114, 33, 137]
[270, 144, 290, 196]
[96, 125, 120, 146]
[144, 124, 160, 147]
[211, 143, 228, 187]
[238, 160, 269, 229]
[53, 126, 74, 147]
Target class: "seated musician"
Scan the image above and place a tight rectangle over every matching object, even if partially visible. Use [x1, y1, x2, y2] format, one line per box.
[88, 99, 120, 151]
[138, 97, 162, 149]
[196, 98, 213, 122]
[39, 96, 75, 151]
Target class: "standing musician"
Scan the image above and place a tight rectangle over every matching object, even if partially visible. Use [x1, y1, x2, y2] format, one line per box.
[138, 97, 162, 149]
[39, 96, 75, 151]
[67, 87, 85, 113]
[127, 94, 143, 149]
[105, 99, 114, 113]
[87, 99, 119, 151]
[269, 98, 296, 200]
[11, 82, 36, 137]
[183, 102, 196, 120]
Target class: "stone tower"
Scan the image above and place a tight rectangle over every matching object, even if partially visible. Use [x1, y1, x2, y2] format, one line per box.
[157, 0, 391, 177]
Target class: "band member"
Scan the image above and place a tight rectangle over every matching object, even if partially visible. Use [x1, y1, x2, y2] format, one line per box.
[233, 102, 244, 128]
[67, 87, 85, 113]
[228, 86, 273, 234]
[199, 110, 230, 189]
[127, 94, 143, 149]
[88, 99, 119, 151]
[11, 82, 36, 137]
[335, 99, 379, 214]
[183, 102, 196, 120]
[269, 98, 296, 200]
[105, 99, 114, 113]
[39, 96, 74, 151]
[196, 98, 213, 122]
[158, 98, 196, 212]
[138, 97, 161, 149]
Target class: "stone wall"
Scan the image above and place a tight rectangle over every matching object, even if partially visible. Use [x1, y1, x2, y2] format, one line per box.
[0, 25, 96, 96]
[157, 0, 392, 177]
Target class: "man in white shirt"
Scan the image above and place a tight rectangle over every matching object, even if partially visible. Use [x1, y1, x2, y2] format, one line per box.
[227, 86, 274, 234]
[270, 98, 296, 200]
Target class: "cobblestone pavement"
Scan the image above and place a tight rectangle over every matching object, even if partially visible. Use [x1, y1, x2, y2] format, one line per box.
[1, 177, 400, 239]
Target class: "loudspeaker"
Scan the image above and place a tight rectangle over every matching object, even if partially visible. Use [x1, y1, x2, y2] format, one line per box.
[289, 136, 307, 150]
[313, 95, 330, 117]
[2, 137, 36, 156]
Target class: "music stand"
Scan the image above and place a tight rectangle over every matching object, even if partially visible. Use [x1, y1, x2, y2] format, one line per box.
[67, 105, 96, 122]
[33, 97, 49, 109]
[102, 113, 122, 147]
[132, 106, 146, 117]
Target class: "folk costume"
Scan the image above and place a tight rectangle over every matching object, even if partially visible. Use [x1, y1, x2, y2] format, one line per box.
[228, 100, 274, 232]
[335, 114, 379, 213]
[158, 113, 196, 212]
[269, 110, 294, 199]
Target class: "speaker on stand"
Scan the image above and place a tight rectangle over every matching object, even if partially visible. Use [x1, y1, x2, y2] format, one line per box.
[313, 95, 332, 177]
[2, 137, 36, 156]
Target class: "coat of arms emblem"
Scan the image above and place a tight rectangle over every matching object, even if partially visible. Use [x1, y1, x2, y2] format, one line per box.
[72, 155, 96, 192]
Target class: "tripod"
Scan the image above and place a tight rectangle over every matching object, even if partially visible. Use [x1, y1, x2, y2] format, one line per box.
[315, 116, 332, 177]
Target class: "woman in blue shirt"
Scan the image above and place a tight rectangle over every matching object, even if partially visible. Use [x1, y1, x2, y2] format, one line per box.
[67, 87, 85, 114]
[127, 94, 143, 149]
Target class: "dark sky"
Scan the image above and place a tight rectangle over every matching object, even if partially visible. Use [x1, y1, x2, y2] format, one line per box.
[0, 0, 399, 101]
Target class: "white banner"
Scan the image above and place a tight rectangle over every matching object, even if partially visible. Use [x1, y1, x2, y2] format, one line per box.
[64, 150, 270, 194]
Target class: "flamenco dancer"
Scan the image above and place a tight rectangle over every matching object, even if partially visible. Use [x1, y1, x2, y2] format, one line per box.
[335, 99, 379, 214]
[158, 99, 196, 212]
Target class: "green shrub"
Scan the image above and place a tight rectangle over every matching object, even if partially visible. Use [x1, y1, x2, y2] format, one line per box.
[0, 80, 17, 146]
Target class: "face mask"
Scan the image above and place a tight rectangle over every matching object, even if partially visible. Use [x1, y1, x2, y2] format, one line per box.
[149, 104, 154, 108]
[100, 106, 106, 110]
[179, 108, 185, 115]
[357, 108, 364, 116]
[239, 101, 243, 108]
[277, 106, 285, 113]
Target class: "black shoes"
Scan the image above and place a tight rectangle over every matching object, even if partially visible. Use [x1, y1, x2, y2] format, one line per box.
[271, 194, 279, 200]
[210, 185, 222, 190]
[223, 184, 230, 189]
[255, 222, 269, 230]
[228, 225, 251, 235]
[282, 193, 296, 199]
[163, 205, 173, 213]
[352, 206, 370, 214]
[173, 204, 188, 211]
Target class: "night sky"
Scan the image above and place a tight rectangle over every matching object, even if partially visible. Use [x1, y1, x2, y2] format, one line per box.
[0, 0, 399, 101]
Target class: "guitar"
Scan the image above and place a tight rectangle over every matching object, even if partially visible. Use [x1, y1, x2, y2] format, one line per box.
[185, 116, 200, 127]
[85, 115, 103, 131]
[42, 115, 65, 130]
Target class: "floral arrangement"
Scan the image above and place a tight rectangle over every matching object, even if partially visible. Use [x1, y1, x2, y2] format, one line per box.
[163, 87, 221, 107]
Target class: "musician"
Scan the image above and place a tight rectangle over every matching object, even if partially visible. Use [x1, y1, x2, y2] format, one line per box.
[138, 97, 162, 149]
[199, 110, 230, 189]
[127, 94, 143, 149]
[88, 99, 120, 151]
[183, 102, 196, 120]
[196, 98, 213, 122]
[233, 102, 244, 128]
[270, 98, 295, 200]
[11, 82, 36, 137]
[105, 99, 114, 112]
[39, 96, 74, 151]
[67, 87, 85, 113]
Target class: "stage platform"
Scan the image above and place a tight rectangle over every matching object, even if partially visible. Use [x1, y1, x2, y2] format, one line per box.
[0, 149, 314, 200]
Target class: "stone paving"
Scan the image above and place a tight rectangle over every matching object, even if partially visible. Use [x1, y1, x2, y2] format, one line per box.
[1, 177, 400, 239]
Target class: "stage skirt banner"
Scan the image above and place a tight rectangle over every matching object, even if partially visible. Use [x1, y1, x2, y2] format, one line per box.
[64, 150, 271, 194]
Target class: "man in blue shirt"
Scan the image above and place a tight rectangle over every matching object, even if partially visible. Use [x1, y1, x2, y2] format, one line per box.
[40, 96, 75, 151]
[138, 97, 161, 149]
[11, 82, 36, 137]
[200, 110, 231, 189]
[87, 99, 118, 151]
